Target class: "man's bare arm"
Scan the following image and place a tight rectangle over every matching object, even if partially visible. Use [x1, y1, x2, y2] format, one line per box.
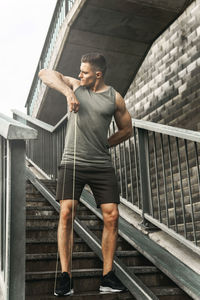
[107, 92, 132, 148]
[38, 69, 80, 112]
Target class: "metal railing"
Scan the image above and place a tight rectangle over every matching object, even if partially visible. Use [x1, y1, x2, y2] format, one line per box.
[110, 120, 200, 255]
[13, 110, 67, 180]
[25, 0, 75, 115]
[13, 109, 200, 255]
[0, 113, 37, 300]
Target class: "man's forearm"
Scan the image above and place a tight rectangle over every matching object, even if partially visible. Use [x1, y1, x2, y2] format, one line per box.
[38, 69, 72, 97]
[107, 127, 132, 148]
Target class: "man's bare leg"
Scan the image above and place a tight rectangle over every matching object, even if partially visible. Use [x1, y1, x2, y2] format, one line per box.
[57, 199, 78, 276]
[101, 203, 119, 275]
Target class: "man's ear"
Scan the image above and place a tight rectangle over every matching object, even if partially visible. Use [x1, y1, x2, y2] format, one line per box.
[96, 71, 103, 78]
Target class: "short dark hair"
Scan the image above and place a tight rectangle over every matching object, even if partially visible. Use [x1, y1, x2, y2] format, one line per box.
[81, 53, 107, 76]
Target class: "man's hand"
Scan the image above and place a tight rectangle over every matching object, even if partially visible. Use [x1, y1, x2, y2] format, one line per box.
[66, 92, 80, 113]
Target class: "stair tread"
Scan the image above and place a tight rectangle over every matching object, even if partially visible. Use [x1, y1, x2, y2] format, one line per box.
[26, 250, 139, 260]
[26, 197, 46, 201]
[26, 215, 59, 220]
[26, 290, 132, 300]
[77, 215, 99, 220]
[25, 286, 185, 300]
[26, 237, 82, 244]
[26, 206, 54, 210]
[26, 269, 102, 280]
[26, 226, 57, 231]
[151, 285, 187, 296]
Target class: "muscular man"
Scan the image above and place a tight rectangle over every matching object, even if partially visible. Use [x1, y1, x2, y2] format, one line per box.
[39, 53, 132, 297]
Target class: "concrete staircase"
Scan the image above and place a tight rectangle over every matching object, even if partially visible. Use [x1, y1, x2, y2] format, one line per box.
[25, 180, 192, 299]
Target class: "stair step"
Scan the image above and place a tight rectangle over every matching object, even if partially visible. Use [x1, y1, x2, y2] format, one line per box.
[26, 268, 178, 297]
[26, 226, 57, 239]
[26, 206, 57, 216]
[26, 237, 92, 254]
[26, 215, 59, 227]
[26, 290, 133, 300]
[26, 250, 145, 272]
[151, 286, 191, 300]
[26, 237, 135, 254]
[26, 198, 50, 207]
[26, 269, 103, 295]
[26, 251, 140, 260]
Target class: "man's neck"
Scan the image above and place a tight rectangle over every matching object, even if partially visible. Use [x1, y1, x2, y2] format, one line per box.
[90, 79, 108, 93]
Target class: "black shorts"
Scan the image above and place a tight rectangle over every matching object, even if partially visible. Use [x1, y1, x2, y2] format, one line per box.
[55, 164, 120, 208]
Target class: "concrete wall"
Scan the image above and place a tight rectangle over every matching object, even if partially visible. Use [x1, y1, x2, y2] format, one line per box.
[125, 0, 200, 131]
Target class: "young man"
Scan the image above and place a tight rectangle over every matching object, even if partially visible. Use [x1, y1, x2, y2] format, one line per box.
[39, 53, 132, 296]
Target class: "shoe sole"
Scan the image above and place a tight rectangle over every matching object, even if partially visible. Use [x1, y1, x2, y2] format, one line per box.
[99, 286, 124, 293]
[54, 289, 74, 296]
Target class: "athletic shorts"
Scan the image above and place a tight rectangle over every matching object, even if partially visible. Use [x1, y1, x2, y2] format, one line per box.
[55, 164, 120, 208]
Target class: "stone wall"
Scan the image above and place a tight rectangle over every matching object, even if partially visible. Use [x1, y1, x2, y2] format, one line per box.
[125, 0, 200, 131]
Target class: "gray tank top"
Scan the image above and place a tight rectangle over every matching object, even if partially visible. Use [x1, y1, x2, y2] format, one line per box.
[61, 85, 116, 167]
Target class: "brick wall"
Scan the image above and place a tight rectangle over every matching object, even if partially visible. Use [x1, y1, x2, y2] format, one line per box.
[125, 0, 200, 131]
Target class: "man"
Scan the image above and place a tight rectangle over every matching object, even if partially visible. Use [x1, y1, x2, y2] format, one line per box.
[39, 53, 132, 296]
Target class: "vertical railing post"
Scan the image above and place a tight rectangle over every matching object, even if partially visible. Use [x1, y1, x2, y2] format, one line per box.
[137, 128, 152, 228]
[65, 0, 69, 16]
[8, 140, 26, 300]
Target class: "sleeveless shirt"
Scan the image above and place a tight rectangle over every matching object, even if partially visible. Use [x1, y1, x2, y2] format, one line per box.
[60, 85, 116, 167]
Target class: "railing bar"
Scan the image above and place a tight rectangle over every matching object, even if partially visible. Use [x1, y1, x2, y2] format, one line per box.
[128, 138, 134, 204]
[194, 142, 200, 196]
[184, 139, 197, 245]
[160, 134, 169, 227]
[134, 127, 141, 208]
[122, 141, 128, 200]
[112, 122, 117, 182]
[112, 122, 123, 195]
[147, 132, 153, 217]
[153, 132, 161, 222]
[176, 138, 187, 238]
[118, 143, 124, 197]
[167, 136, 177, 231]
[113, 122, 123, 196]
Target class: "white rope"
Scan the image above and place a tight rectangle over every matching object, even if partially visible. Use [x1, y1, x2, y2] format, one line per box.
[54, 112, 77, 294]
[70, 112, 77, 291]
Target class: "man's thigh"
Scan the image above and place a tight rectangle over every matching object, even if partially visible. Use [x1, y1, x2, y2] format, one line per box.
[89, 167, 120, 208]
[56, 165, 85, 202]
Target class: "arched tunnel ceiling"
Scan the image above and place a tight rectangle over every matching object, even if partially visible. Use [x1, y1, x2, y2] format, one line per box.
[38, 0, 193, 125]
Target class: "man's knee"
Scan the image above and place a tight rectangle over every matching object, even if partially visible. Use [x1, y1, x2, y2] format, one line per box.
[102, 204, 119, 226]
[59, 200, 77, 222]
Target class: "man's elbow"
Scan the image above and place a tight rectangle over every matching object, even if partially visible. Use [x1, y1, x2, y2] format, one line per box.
[126, 126, 133, 139]
[38, 68, 47, 79]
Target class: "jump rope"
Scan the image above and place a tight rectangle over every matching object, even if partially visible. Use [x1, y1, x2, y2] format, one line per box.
[54, 112, 77, 294]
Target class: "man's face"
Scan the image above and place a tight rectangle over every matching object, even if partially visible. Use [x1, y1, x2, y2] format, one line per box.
[79, 62, 97, 87]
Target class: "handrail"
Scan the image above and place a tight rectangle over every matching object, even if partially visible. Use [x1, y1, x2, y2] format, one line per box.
[12, 109, 68, 133]
[13, 108, 200, 143]
[0, 113, 37, 300]
[132, 119, 200, 143]
[0, 113, 37, 140]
